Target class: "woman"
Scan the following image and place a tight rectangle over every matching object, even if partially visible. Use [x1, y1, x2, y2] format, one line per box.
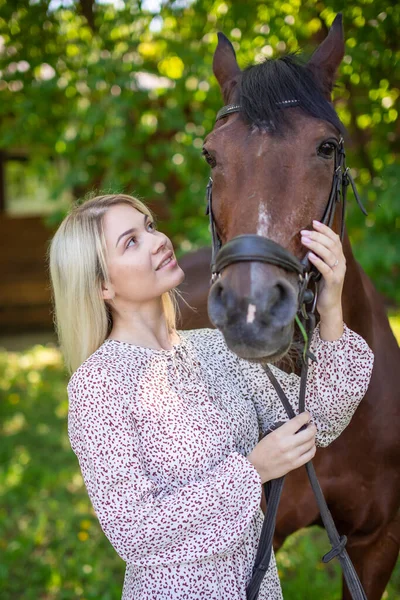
[49, 193, 374, 600]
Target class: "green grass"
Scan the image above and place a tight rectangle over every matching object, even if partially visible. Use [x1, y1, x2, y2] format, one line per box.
[277, 526, 400, 600]
[0, 316, 398, 599]
[0, 346, 124, 599]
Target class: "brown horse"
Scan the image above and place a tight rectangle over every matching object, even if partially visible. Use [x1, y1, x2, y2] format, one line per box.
[177, 15, 400, 600]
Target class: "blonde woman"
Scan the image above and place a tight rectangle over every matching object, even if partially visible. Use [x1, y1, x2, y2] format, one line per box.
[49, 194, 374, 600]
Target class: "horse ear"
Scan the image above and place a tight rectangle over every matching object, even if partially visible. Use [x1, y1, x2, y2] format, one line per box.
[213, 32, 241, 103]
[307, 13, 345, 98]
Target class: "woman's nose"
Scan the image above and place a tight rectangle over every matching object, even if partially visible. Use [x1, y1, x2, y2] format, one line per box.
[152, 233, 168, 254]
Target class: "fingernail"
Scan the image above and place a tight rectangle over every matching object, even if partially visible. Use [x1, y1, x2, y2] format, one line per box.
[313, 220, 321, 226]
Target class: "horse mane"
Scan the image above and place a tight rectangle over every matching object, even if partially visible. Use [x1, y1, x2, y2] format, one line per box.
[238, 54, 345, 135]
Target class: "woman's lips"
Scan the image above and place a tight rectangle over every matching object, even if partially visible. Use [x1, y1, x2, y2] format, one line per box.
[157, 256, 177, 271]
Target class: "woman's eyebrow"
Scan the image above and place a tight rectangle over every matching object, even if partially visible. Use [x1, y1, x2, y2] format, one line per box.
[115, 214, 149, 247]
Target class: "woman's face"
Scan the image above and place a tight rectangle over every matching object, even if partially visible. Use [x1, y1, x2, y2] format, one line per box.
[101, 203, 185, 305]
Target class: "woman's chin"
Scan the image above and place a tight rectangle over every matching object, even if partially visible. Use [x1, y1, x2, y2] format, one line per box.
[173, 263, 185, 281]
[180, 266, 186, 278]
[164, 264, 185, 290]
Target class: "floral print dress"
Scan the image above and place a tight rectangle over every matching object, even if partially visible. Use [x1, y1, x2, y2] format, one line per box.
[67, 324, 374, 600]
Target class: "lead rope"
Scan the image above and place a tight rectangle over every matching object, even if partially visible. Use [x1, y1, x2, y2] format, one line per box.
[245, 310, 368, 600]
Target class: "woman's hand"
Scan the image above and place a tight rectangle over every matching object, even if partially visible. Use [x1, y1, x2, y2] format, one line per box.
[247, 412, 317, 484]
[300, 220, 346, 340]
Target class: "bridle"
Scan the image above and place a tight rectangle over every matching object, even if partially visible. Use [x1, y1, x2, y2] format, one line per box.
[206, 101, 367, 320]
[204, 101, 369, 600]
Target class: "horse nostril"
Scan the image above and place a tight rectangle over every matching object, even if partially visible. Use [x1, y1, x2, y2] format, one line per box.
[212, 280, 224, 303]
[272, 281, 297, 325]
[208, 280, 228, 327]
[259, 280, 297, 327]
[209, 275, 297, 331]
[211, 279, 236, 311]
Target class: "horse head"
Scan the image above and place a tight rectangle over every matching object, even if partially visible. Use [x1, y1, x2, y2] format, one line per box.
[205, 14, 347, 362]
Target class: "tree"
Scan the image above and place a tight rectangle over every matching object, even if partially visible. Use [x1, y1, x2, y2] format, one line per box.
[0, 0, 398, 301]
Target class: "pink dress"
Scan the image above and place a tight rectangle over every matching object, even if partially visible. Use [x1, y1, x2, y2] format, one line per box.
[67, 324, 374, 600]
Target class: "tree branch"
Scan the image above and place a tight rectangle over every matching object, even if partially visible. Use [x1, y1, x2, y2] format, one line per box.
[79, 0, 96, 32]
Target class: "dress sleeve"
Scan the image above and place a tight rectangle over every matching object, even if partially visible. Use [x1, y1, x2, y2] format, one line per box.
[236, 323, 374, 448]
[67, 369, 262, 566]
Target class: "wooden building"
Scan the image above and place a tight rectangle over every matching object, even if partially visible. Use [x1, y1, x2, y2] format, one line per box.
[0, 151, 67, 338]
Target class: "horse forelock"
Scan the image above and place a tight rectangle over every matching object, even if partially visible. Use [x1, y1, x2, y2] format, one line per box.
[238, 54, 345, 136]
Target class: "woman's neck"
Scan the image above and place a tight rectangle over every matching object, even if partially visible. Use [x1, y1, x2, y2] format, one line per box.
[108, 329, 179, 351]
[108, 298, 177, 350]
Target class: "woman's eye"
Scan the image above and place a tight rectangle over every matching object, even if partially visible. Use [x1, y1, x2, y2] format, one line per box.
[126, 222, 156, 248]
[202, 148, 217, 168]
[318, 142, 336, 159]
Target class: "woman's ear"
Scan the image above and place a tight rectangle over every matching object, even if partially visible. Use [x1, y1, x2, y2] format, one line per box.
[101, 280, 115, 301]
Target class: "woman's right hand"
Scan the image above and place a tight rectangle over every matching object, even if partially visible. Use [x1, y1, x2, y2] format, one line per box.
[246, 412, 317, 484]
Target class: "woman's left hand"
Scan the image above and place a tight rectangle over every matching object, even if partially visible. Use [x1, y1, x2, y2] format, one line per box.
[300, 220, 346, 319]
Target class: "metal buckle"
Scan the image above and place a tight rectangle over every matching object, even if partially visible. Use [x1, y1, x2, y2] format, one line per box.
[210, 271, 220, 285]
[311, 285, 318, 314]
[298, 272, 309, 318]
[298, 271, 318, 319]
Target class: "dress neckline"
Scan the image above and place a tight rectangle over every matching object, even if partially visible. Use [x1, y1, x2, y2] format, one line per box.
[103, 330, 187, 355]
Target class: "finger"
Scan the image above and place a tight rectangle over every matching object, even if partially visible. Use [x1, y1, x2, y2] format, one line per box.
[292, 437, 316, 458]
[290, 423, 317, 446]
[294, 444, 317, 468]
[312, 220, 340, 243]
[301, 238, 338, 265]
[308, 252, 338, 276]
[301, 230, 338, 252]
[279, 412, 311, 435]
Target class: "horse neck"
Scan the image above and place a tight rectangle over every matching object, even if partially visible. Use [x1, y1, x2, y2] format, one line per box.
[327, 210, 372, 343]
[341, 232, 370, 333]
[339, 225, 396, 352]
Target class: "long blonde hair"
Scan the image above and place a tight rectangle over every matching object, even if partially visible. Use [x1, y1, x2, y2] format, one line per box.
[48, 194, 180, 375]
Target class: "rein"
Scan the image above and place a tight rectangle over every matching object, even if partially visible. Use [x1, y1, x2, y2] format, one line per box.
[205, 103, 368, 600]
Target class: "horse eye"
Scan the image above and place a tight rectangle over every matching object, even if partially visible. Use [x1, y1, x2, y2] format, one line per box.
[318, 142, 336, 159]
[202, 148, 217, 168]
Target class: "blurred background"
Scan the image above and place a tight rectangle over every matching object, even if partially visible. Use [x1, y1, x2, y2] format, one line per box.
[0, 0, 399, 598]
